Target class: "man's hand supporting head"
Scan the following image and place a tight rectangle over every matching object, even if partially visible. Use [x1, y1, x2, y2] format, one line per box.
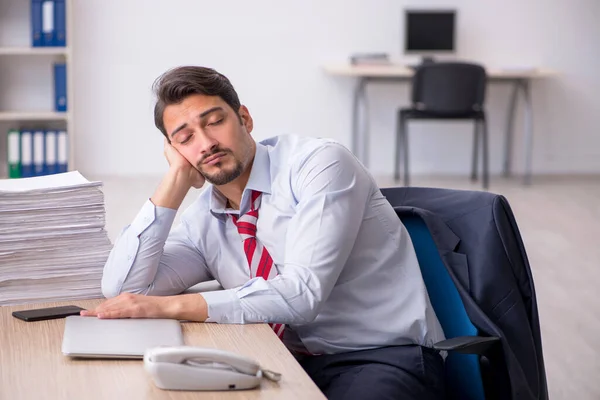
[80, 292, 209, 322]
[150, 139, 205, 210]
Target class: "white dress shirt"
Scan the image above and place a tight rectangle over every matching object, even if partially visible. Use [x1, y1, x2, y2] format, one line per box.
[101, 135, 445, 355]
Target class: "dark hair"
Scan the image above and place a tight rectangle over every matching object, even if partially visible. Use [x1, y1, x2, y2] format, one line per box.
[152, 66, 242, 137]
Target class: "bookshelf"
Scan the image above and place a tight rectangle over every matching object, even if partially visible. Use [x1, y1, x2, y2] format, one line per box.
[0, 111, 70, 121]
[0, 47, 70, 56]
[0, 0, 74, 178]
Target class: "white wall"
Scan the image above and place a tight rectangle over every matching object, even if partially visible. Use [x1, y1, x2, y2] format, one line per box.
[71, 0, 600, 178]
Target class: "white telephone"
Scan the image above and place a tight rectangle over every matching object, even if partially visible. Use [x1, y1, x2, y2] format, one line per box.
[144, 346, 282, 391]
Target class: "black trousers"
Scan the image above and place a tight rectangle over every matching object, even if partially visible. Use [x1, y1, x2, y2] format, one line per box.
[298, 345, 445, 400]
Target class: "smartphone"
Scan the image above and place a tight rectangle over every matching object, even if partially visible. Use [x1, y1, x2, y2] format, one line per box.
[12, 305, 86, 322]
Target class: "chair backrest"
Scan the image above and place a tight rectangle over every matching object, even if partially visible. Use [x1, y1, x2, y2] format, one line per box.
[412, 62, 487, 115]
[399, 211, 485, 400]
[381, 186, 549, 400]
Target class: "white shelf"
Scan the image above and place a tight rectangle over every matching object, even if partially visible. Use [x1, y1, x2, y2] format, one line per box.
[0, 111, 69, 121]
[0, 47, 69, 56]
[1, 0, 75, 169]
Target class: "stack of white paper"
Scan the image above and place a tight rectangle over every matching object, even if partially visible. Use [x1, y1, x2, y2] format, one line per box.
[0, 171, 113, 305]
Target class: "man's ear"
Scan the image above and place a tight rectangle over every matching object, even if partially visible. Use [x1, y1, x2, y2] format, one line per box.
[238, 105, 253, 134]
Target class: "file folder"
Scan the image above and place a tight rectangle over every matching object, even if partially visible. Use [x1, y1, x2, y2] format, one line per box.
[54, 0, 66, 46]
[54, 63, 67, 112]
[21, 131, 34, 178]
[57, 130, 68, 173]
[33, 130, 45, 176]
[7, 129, 21, 179]
[42, 0, 55, 47]
[31, 0, 44, 47]
[45, 130, 58, 175]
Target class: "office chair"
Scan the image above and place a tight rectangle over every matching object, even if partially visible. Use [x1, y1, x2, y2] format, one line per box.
[395, 62, 489, 189]
[380, 186, 548, 400]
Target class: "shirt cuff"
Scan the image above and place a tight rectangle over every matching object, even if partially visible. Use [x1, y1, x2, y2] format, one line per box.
[202, 289, 244, 323]
[129, 199, 177, 239]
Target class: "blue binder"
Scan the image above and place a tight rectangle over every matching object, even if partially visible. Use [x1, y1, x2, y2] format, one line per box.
[54, 0, 66, 46]
[33, 130, 45, 176]
[57, 130, 68, 173]
[41, 0, 55, 46]
[31, 0, 43, 47]
[54, 63, 67, 112]
[45, 130, 58, 175]
[20, 131, 34, 178]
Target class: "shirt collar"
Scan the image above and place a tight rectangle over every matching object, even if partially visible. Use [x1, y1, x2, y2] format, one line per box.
[209, 142, 271, 220]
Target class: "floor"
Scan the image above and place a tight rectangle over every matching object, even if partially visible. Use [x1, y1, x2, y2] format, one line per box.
[94, 173, 600, 400]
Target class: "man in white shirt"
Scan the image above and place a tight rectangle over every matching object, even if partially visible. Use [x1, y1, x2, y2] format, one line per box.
[85, 66, 446, 399]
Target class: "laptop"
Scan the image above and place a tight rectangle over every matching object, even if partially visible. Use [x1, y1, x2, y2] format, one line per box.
[62, 316, 184, 359]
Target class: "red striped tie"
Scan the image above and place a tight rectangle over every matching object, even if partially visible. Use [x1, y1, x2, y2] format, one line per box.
[231, 190, 286, 339]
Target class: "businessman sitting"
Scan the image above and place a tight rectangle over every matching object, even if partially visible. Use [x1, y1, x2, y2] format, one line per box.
[85, 66, 446, 400]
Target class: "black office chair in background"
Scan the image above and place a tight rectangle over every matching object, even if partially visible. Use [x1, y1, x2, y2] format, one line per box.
[395, 62, 489, 189]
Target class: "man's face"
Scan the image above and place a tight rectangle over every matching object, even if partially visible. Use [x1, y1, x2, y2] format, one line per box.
[162, 94, 255, 185]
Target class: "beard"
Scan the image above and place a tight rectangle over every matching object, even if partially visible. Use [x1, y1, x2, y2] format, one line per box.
[198, 149, 245, 186]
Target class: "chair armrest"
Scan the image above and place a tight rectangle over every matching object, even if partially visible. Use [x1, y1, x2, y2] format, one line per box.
[433, 336, 500, 354]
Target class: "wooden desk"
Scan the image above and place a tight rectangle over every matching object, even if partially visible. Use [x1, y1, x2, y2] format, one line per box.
[323, 64, 558, 185]
[0, 299, 325, 400]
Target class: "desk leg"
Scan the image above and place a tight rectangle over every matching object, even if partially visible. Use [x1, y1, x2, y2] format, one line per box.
[351, 78, 369, 166]
[521, 79, 534, 185]
[503, 81, 519, 177]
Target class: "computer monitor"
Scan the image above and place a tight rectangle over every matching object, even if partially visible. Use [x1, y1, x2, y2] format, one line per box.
[404, 10, 456, 63]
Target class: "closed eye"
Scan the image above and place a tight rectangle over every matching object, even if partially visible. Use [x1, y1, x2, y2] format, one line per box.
[179, 134, 193, 144]
[208, 118, 224, 126]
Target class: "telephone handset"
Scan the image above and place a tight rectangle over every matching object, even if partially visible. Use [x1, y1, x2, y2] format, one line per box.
[144, 346, 282, 391]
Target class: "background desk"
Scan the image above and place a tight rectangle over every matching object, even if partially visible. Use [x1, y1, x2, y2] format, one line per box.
[0, 299, 325, 400]
[324, 64, 557, 185]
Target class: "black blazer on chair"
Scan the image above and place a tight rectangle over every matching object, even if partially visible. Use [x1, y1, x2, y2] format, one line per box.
[381, 186, 548, 400]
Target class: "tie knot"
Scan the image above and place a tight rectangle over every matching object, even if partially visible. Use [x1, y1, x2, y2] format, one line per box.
[230, 190, 262, 239]
[234, 209, 258, 238]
